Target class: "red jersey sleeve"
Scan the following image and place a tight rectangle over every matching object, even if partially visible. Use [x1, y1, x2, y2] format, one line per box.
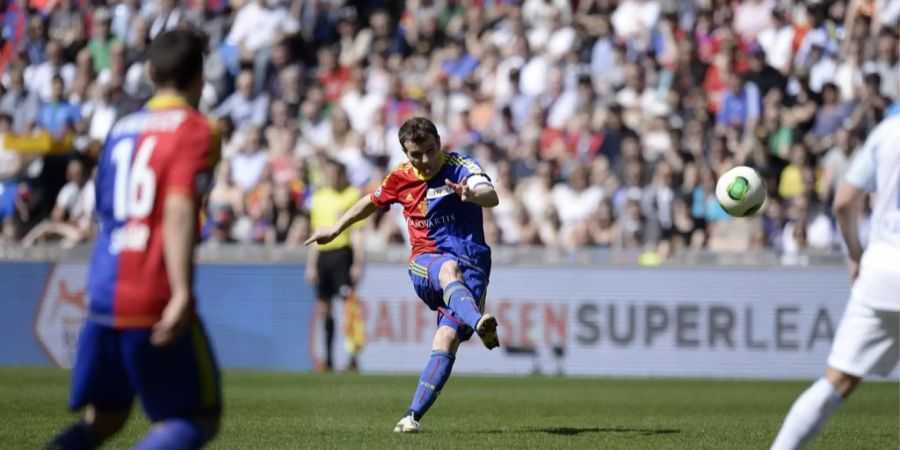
[370, 165, 404, 210]
[165, 118, 220, 202]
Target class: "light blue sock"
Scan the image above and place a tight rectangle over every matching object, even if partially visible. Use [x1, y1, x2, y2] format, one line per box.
[407, 351, 455, 420]
[444, 281, 482, 330]
[132, 418, 212, 450]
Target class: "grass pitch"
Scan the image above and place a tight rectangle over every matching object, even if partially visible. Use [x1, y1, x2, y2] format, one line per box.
[0, 368, 896, 449]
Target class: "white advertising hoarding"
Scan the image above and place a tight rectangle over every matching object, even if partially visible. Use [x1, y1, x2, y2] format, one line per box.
[348, 265, 897, 380]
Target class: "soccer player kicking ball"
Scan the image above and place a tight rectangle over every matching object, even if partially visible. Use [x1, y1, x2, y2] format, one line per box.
[305, 117, 500, 433]
[48, 29, 222, 450]
[771, 114, 900, 449]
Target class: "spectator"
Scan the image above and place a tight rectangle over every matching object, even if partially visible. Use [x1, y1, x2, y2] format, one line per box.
[873, 30, 899, 100]
[37, 75, 81, 138]
[316, 46, 350, 105]
[341, 67, 385, 134]
[0, 0, 895, 261]
[81, 79, 121, 151]
[25, 40, 76, 102]
[0, 65, 40, 133]
[147, 0, 184, 40]
[230, 126, 269, 193]
[213, 70, 269, 131]
[0, 114, 28, 242]
[746, 47, 787, 97]
[552, 165, 603, 242]
[779, 144, 809, 200]
[22, 157, 94, 247]
[734, 0, 774, 42]
[264, 38, 304, 103]
[716, 72, 761, 134]
[757, 8, 795, 75]
[588, 200, 621, 248]
[810, 82, 854, 140]
[642, 162, 676, 245]
[225, 0, 299, 90]
[208, 164, 245, 219]
[87, 8, 120, 74]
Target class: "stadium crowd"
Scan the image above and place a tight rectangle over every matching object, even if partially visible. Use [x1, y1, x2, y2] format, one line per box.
[0, 0, 897, 261]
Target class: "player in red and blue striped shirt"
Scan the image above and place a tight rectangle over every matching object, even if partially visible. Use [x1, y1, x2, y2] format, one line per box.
[48, 29, 222, 450]
[306, 117, 500, 433]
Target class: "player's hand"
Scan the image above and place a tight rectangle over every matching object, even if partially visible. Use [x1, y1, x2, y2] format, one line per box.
[306, 265, 318, 286]
[445, 179, 470, 202]
[304, 226, 339, 246]
[350, 263, 363, 285]
[151, 294, 193, 347]
[847, 259, 860, 283]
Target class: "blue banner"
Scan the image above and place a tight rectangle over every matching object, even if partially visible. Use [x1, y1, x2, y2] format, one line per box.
[0, 262, 315, 371]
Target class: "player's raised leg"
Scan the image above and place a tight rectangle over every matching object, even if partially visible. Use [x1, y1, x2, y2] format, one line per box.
[436, 259, 498, 350]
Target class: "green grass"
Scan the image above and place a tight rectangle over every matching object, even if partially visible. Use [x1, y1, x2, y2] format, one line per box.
[1, 368, 896, 449]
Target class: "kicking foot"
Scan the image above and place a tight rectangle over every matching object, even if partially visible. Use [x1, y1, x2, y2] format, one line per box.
[476, 314, 500, 350]
[392, 415, 420, 433]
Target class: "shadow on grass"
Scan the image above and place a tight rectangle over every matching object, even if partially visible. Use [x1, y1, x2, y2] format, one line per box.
[477, 426, 680, 436]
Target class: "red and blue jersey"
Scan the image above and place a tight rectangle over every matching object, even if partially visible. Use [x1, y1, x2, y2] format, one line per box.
[86, 96, 219, 329]
[370, 152, 492, 267]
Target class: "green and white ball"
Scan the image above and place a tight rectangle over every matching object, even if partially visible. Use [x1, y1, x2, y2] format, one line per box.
[715, 166, 767, 217]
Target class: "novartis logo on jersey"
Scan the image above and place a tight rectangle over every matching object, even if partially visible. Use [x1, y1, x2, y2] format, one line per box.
[109, 223, 150, 254]
[407, 214, 456, 229]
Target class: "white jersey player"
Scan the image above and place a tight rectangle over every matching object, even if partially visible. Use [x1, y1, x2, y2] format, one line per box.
[772, 115, 900, 450]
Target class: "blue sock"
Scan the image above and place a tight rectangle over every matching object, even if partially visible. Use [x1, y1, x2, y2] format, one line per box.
[132, 418, 211, 450]
[407, 351, 455, 420]
[444, 281, 482, 330]
[47, 421, 99, 450]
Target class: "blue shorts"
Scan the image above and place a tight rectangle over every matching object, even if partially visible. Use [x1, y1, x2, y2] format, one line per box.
[69, 319, 222, 421]
[408, 254, 490, 342]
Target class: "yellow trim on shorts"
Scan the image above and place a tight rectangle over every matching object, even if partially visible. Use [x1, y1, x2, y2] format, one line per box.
[409, 262, 429, 278]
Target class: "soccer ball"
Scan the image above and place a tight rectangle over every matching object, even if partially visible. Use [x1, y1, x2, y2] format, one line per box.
[715, 166, 767, 217]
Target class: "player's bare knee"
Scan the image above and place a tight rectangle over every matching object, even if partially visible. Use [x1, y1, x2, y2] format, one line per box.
[432, 326, 459, 353]
[825, 366, 861, 398]
[437, 260, 462, 288]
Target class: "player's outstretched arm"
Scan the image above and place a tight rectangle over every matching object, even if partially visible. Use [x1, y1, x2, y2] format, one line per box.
[833, 181, 865, 280]
[305, 195, 378, 246]
[154, 194, 197, 346]
[445, 179, 499, 208]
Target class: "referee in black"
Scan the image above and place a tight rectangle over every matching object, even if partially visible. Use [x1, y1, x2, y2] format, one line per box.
[306, 159, 365, 372]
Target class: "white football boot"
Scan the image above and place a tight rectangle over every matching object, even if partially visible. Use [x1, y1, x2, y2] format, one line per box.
[476, 313, 499, 350]
[393, 415, 421, 433]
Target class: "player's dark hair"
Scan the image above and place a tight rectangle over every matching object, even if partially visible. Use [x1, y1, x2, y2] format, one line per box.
[398, 117, 440, 152]
[148, 29, 206, 91]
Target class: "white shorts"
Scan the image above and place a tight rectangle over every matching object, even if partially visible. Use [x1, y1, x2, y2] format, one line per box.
[827, 300, 900, 377]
